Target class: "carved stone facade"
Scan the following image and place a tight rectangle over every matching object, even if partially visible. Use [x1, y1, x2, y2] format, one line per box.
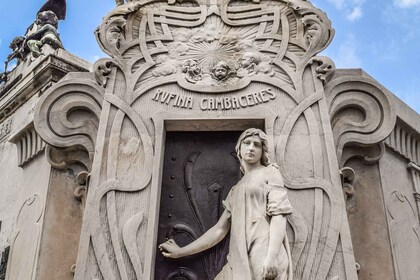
[0, 1, 419, 280]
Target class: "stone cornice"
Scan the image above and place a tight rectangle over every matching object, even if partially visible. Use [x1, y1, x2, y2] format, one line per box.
[0, 50, 91, 124]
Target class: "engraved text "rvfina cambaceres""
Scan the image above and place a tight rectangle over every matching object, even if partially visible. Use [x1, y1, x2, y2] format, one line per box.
[152, 88, 275, 110]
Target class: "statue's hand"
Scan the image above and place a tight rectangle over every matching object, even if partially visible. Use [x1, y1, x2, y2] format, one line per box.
[263, 257, 278, 280]
[158, 239, 183, 258]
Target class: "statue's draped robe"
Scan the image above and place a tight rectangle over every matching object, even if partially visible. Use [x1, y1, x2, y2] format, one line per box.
[217, 166, 293, 280]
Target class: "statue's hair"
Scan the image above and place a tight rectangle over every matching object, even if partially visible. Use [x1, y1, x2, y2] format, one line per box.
[182, 59, 199, 73]
[37, 10, 59, 28]
[235, 128, 271, 173]
[243, 51, 261, 64]
[9, 36, 25, 49]
[212, 61, 230, 72]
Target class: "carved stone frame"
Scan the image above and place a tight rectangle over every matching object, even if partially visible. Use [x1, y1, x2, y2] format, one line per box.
[143, 110, 277, 279]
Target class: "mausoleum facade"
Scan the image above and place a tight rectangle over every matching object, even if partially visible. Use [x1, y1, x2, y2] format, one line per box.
[0, 1, 419, 280]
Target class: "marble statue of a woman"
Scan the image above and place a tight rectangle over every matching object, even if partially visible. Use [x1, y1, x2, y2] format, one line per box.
[159, 128, 293, 280]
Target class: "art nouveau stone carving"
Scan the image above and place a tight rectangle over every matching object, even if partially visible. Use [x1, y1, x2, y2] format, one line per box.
[0, 120, 12, 142]
[34, 1, 366, 279]
[387, 190, 420, 279]
[408, 162, 420, 216]
[325, 74, 396, 167]
[6, 194, 43, 280]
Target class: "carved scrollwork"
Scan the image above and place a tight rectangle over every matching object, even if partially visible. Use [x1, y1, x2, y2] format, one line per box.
[34, 74, 105, 167]
[287, 0, 335, 61]
[93, 58, 120, 87]
[340, 167, 356, 201]
[325, 76, 396, 163]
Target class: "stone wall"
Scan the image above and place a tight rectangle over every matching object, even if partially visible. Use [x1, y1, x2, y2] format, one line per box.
[0, 47, 91, 280]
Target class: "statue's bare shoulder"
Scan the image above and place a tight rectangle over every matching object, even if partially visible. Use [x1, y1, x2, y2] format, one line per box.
[262, 164, 284, 188]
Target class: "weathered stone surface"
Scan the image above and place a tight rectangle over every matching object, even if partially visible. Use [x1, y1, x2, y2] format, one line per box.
[36, 168, 84, 280]
[5, 154, 50, 280]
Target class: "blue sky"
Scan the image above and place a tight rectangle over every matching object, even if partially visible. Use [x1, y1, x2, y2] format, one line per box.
[0, 0, 419, 113]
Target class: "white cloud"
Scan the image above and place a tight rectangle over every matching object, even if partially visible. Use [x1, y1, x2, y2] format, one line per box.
[7, 62, 16, 71]
[328, 34, 363, 68]
[88, 55, 101, 63]
[394, 0, 420, 7]
[325, 0, 366, 21]
[327, 0, 346, 9]
[347, 6, 362, 21]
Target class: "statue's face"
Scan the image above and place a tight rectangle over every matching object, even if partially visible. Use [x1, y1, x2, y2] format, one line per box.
[189, 61, 200, 73]
[214, 66, 228, 80]
[241, 54, 253, 67]
[240, 135, 263, 165]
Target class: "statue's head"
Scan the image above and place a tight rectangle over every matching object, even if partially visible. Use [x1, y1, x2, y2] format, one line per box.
[9, 36, 25, 51]
[235, 128, 271, 172]
[241, 52, 260, 68]
[36, 10, 59, 28]
[182, 59, 201, 74]
[212, 61, 231, 80]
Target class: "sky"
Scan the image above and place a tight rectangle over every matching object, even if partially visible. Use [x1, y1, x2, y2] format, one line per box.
[0, 0, 419, 113]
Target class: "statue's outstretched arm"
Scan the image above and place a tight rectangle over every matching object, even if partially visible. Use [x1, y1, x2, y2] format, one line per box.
[159, 210, 231, 258]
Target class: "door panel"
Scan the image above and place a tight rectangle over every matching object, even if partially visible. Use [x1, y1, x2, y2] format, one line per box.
[155, 131, 242, 280]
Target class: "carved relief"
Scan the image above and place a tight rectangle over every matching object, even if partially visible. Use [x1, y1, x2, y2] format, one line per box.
[34, 1, 363, 279]
[6, 194, 44, 280]
[386, 191, 420, 280]
[95, 0, 334, 93]
[408, 162, 420, 217]
[0, 119, 12, 142]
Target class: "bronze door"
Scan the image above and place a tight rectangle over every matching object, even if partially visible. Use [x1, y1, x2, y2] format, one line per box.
[155, 131, 242, 280]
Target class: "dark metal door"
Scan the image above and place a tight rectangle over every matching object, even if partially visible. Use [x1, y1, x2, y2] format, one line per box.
[155, 131, 242, 280]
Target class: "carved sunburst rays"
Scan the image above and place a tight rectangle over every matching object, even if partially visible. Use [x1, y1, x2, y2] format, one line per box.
[168, 15, 261, 70]
[182, 41, 237, 70]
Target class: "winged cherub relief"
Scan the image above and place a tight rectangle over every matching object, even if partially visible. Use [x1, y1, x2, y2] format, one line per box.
[182, 59, 202, 84]
[237, 52, 275, 78]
